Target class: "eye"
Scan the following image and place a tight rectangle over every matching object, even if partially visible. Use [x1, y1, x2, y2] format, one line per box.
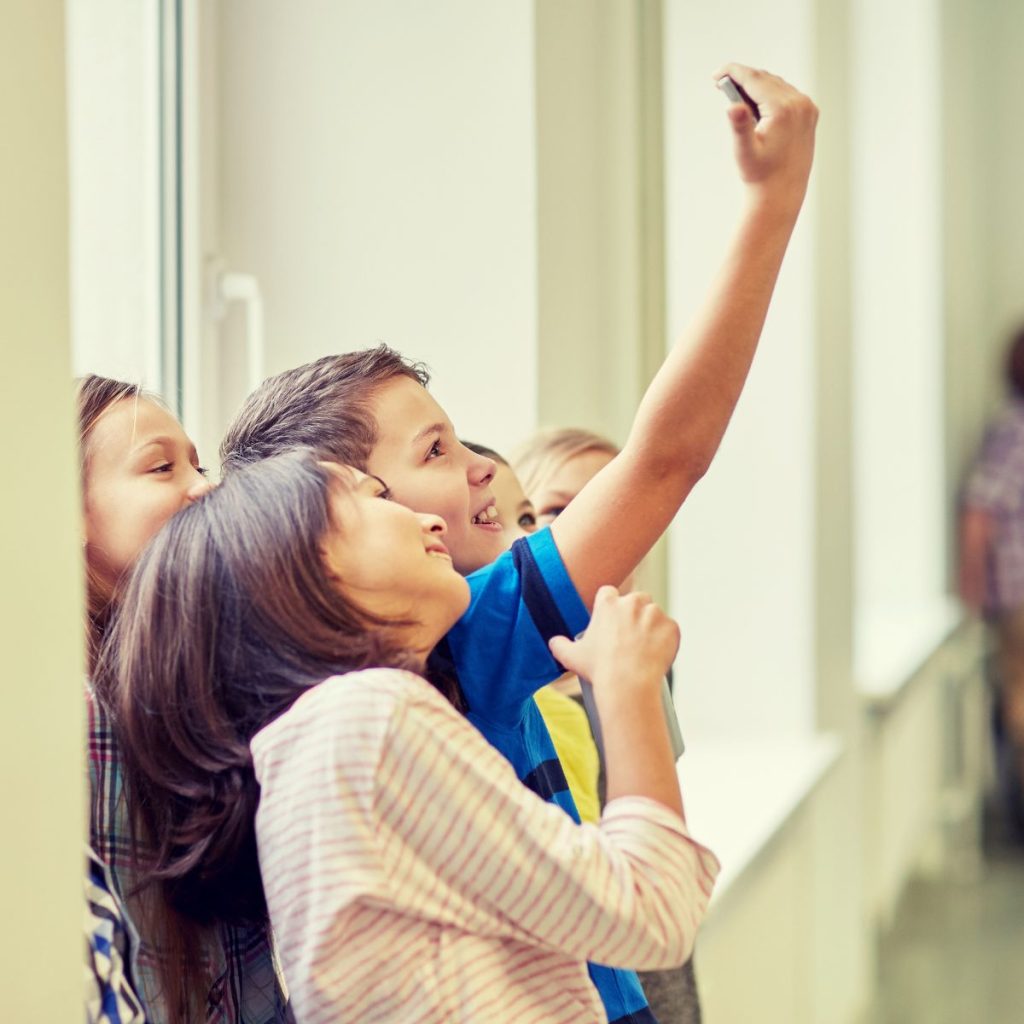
[538, 506, 565, 522]
[377, 485, 392, 501]
[196, 466, 209, 477]
[426, 438, 443, 461]
[518, 512, 537, 531]
[150, 462, 174, 475]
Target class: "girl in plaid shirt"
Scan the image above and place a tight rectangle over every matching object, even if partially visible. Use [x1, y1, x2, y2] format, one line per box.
[78, 376, 291, 1024]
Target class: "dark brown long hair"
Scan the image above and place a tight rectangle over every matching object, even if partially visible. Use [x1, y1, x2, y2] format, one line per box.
[77, 374, 144, 670]
[95, 450, 436, 1017]
[220, 344, 429, 473]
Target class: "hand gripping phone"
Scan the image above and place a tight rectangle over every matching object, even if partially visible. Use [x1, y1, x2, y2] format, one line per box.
[717, 74, 761, 122]
[575, 632, 686, 765]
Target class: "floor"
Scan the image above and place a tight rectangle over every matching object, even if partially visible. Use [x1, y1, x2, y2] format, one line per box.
[869, 819, 1024, 1024]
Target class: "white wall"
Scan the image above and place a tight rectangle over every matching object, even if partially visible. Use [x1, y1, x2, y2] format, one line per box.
[851, 0, 947, 689]
[0, 2, 85, 1018]
[981, 0, 1024, 373]
[213, 0, 538, 457]
[695, 754, 868, 1024]
[663, 0, 817, 739]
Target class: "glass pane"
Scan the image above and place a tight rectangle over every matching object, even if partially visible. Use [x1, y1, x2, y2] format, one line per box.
[66, 0, 164, 389]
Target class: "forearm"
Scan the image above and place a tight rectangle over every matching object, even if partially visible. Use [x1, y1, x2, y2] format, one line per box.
[598, 685, 684, 818]
[383, 687, 714, 969]
[959, 505, 992, 612]
[626, 193, 801, 485]
[553, 195, 804, 604]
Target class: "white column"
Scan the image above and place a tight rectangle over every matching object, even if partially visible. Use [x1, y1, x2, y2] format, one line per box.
[1, 3, 86, 1018]
[851, 0, 949, 694]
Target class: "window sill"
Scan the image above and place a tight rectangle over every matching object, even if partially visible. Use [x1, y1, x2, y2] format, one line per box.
[677, 732, 842, 908]
[856, 596, 962, 712]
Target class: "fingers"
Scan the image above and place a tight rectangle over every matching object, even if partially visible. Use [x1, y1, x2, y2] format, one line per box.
[562, 588, 680, 686]
[548, 634, 576, 669]
[713, 64, 777, 96]
[727, 106, 758, 175]
[661, 615, 682, 663]
[712, 63, 818, 124]
[712, 63, 761, 89]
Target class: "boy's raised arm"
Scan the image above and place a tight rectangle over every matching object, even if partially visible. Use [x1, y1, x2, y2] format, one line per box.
[551, 64, 818, 608]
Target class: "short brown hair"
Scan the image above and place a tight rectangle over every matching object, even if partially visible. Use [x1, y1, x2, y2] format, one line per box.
[220, 345, 429, 473]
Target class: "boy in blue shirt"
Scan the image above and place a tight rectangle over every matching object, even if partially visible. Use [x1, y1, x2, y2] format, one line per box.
[220, 64, 817, 1022]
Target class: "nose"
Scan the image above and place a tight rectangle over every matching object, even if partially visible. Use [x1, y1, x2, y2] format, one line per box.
[419, 513, 448, 537]
[467, 449, 496, 487]
[185, 468, 214, 505]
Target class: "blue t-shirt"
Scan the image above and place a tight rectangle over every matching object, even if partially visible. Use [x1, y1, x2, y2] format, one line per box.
[432, 527, 656, 1024]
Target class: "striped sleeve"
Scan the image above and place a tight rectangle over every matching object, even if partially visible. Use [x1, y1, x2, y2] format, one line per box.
[373, 681, 719, 971]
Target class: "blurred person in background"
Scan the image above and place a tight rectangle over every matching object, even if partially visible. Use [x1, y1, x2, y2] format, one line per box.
[959, 324, 1024, 840]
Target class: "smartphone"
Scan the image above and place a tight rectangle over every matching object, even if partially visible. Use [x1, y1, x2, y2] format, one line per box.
[579, 675, 686, 765]
[717, 74, 761, 122]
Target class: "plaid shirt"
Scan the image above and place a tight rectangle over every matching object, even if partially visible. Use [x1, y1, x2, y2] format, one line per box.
[964, 399, 1024, 614]
[88, 692, 293, 1024]
[86, 845, 150, 1024]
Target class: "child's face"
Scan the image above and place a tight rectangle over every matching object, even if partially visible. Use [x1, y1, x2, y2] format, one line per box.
[490, 463, 537, 552]
[321, 466, 471, 644]
[529, 446, 634, 593]
[365, 377, 504, 576]
[85, 398, 212, 589]
[530, 448, 615, 527]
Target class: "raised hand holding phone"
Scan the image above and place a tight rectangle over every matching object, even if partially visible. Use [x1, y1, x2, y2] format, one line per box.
[713, 62, 818, 212]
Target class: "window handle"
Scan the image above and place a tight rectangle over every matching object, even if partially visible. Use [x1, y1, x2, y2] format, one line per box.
[210, 268, 265, 393]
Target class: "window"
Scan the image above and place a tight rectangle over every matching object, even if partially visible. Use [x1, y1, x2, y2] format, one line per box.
[67, 0, 171, 394]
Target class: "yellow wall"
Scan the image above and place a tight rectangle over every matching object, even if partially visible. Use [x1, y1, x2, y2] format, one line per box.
[0, 2, 86, 1018]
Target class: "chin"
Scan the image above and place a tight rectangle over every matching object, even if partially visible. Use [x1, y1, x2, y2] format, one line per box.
[446, 577, 472, 624]
[455, 538, 507, 578]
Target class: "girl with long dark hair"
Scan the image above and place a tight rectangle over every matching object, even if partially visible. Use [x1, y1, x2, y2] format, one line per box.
[99, 449, 718, 1023]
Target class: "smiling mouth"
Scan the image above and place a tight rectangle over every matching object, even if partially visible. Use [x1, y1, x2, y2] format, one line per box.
[471, 504, 499, 527]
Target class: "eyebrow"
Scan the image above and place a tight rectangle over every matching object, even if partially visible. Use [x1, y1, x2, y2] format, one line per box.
[410, 422, 447, 446]
[358, 473, 391, 493]
[130, 435, 174, 453]
[131, 436, 199, 462]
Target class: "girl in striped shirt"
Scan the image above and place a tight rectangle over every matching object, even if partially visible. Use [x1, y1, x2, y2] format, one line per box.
[99, 450, 718, 1023]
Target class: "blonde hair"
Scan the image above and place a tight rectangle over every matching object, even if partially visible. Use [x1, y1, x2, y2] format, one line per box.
[510, 427, 620, 500]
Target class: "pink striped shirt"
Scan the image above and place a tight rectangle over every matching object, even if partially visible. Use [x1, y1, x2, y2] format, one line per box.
[251, 669, 718, 1023]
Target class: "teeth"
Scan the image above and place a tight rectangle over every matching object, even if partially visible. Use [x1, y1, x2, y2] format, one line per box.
[473, 505, 499, 524]
[485, 505, 498, 521]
